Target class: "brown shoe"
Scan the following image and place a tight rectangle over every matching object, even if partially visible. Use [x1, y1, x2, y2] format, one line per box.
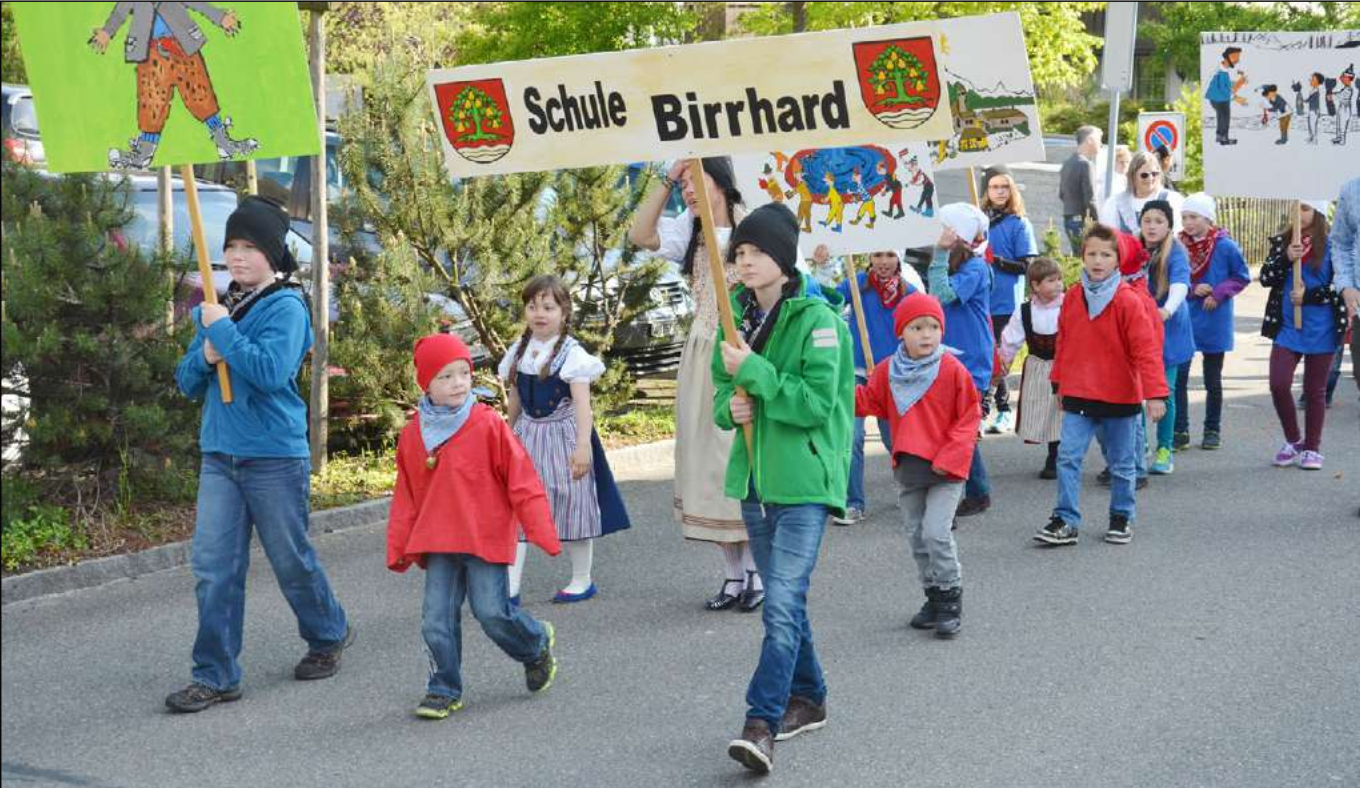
[727, 718, 774, 774]
[774, 696, 827, 741]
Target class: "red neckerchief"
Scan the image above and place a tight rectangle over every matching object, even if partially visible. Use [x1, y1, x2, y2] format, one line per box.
[1300, 234, 1314, 266]
[1179, 227, 1228, 282]
[867, 267, 904, 310]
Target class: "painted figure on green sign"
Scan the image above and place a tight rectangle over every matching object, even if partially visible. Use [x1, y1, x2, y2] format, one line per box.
[89, 2, 259, 169]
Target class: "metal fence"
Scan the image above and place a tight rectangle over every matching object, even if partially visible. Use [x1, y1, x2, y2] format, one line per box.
[1218, 198, 1294, 265]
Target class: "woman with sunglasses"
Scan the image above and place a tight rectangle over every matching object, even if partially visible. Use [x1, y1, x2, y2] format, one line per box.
[1100, 151, 1185, 236]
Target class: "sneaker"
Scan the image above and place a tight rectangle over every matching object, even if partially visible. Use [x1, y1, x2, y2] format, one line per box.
[1299, 450, 1324, 471]
[727, 718, 774, 774]
[831, 507, 864, 526]
[774, 696, 827, 741]
[979, 409, 997, 435]
[525, 622, 557, 693]
[955, 496, 990, 518]
[933, 586, 963, 639]
[1097, 468, 1112, 485]
[294, 623, 355, 681]
[1201, 431, 1221, 451]
[1273, 441, 1302, 467]
[1104, 514, 1132, 545]
[1149, 447, 1174, 475]
[990, 411, 1014, 434]
[1173, 431, 1191, 452]
[165, 682, 242, 713]
[1034, 515, 1078, 546]
[415, 693, 464, 720]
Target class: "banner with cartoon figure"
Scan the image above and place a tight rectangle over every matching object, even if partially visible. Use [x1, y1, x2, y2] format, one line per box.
[929, 12, 1044, 172]
[733, 142, 938, 256]
[425, 22, 954, 178]
[13, 2, 319, 173]
[1201, 30, 1360, 198]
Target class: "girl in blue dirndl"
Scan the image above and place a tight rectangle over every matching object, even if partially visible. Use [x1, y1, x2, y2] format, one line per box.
[501, 276, 630, 604]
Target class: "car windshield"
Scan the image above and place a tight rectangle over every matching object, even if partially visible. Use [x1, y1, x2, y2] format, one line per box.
[126, 188, 235, 262]
[11, 95, 39, 135]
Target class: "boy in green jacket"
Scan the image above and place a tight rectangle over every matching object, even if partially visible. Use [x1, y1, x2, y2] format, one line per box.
[712, 203, 853, 775]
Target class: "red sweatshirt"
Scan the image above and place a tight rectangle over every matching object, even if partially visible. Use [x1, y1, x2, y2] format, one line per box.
[387, 404, 560, 572]
[1049, 283, 1169, 405]
[855, 353, 981, 480]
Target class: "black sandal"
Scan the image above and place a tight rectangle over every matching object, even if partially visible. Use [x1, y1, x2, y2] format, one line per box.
[738, 570, 765, 613]
[706, 579, 743, 611]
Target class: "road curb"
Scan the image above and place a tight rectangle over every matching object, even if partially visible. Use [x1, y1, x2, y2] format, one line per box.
[1, 440, 676, 606]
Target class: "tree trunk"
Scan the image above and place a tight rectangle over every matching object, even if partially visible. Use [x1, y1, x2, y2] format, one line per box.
[307, 8, 330, 472]
[788, 1, 807, 33]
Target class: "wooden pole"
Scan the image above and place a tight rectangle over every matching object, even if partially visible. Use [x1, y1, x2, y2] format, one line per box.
[244, 159, 259, 196]
[307, 8, 330, 471]
[1292, 200, 1303, 330]
[179, 165, 233, 403]
[967, 166, 981, 208]
[687, 158, 753, 460]
[158, 166, 175, 332]
[846, 254, 875, 370]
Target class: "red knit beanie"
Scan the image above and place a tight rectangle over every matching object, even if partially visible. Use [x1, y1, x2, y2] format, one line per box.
[413, 333, 473, 391]
[1116, 230, 1150, 276]
[893, 292, 946, 337]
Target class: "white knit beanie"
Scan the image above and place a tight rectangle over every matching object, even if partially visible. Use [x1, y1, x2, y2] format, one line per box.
[939, 202, 988, 244]
[1301, 198, 1331, 218]
[1182, 192, 1216, 224]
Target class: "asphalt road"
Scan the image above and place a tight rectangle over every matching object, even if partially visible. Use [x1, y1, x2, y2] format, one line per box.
[3, 285, 1357, 788]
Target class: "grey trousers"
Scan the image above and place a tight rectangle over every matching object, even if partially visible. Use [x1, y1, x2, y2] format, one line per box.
[895, 462, 964, 591]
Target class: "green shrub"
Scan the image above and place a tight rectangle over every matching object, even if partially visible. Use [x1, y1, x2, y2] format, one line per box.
[1, 503, 85, 572]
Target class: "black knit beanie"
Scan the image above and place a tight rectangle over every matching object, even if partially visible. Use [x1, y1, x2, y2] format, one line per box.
[224, 196, 297, 273]
[727, 202, 800, 276]
[1140, 199, 1175, 228]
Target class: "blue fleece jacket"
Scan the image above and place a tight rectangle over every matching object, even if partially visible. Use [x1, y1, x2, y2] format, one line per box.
[175, 289, 314, 459]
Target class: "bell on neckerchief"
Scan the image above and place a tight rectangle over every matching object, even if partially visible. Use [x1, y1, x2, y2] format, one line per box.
[425, 454, 438, 470]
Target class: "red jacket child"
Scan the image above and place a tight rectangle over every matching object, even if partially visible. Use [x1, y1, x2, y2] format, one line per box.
[1049, 271, 1169, 407]
[387, 334, 560, 572]
[855, 293, 982, 480]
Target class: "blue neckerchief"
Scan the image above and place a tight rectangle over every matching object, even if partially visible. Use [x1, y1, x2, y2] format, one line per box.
[888, 343, 946, 416]
[1082, 269, 1120, 319]
[418, 393, 476, 454]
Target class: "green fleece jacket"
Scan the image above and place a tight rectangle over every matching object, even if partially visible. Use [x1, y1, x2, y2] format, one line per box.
[712, 273, 854, 515]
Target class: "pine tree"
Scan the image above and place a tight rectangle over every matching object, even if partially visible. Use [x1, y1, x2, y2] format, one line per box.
[1, 160, 196, 499]
[337, 52, 660, 418]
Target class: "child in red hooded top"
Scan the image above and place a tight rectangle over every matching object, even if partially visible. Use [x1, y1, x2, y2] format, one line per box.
[856, 292, 981, 638]
[387, 333, 561, 720]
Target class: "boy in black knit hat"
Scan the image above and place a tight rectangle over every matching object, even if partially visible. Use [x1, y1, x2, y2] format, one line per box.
[712, 203, 853, 774]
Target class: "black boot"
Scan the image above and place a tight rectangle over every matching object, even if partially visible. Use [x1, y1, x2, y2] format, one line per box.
[909, 588, 939, 629]
[934, 587, 962, 639]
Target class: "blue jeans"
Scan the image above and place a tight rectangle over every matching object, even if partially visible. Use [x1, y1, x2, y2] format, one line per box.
[848, 375, 893, 511]
[422, 553, 547, 700]
[1130, 413, 1149, 478]
[741, 483, 828, 734]
[1064, 216, 1086, 255]
[1056, 413, 1138, 528]
[190, 453, 348, 691]
[965, 440, 990, 500]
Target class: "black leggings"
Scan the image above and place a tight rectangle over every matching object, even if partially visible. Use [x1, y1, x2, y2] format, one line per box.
[989, 316, 1009, 413]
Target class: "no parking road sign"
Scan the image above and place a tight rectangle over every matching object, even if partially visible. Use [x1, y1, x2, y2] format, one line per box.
[1137, 112, 1185, 180]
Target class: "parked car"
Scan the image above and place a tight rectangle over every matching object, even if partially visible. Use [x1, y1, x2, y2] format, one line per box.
[1, 83, 44, 166]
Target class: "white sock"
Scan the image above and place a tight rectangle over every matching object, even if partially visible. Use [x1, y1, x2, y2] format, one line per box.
[508, 542, 527, 598]
[720, 543, 745, 593]
[561, 539, 594, 595]
[741, 543, 763, 592]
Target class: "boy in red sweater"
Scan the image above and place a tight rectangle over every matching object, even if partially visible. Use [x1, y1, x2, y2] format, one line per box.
[856, 292, 981, 637]
[387, 334, 562, 720]
[1037, 225, 1169, 546]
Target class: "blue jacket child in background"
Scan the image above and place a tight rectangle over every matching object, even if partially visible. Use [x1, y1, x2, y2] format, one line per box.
[928, 203, 995, 520]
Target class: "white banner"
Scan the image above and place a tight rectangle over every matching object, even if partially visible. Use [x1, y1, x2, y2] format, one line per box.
[1201, 30, 1360, 199]
[426, 22, 954, 178]
[930, 12, 1046, 171]
[732, 143, 939, 257]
